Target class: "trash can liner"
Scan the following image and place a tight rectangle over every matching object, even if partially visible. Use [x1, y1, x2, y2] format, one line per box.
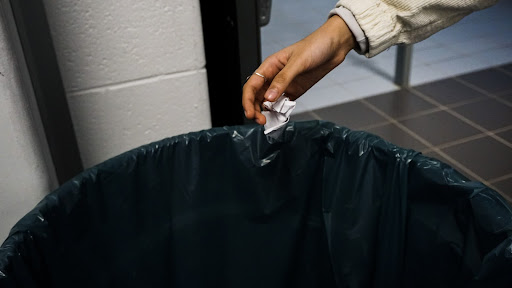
[1, 120, 511, 288]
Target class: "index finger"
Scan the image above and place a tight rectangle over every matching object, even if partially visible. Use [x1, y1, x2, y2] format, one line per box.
[242, 74, 266, 120]
[242, 55, 285, 118]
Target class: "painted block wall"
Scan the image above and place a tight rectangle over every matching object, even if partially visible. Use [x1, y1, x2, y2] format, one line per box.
[0, 0, 210, 239]
[44, 0, 211, 168]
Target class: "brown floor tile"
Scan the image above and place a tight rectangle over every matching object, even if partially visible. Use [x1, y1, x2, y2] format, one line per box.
[365, 89, 436, 119]
[291, 112, 317, 122]
[441, 137, 512, 180]
[500, 63, 512, 74]
[496, 128, 512, 144]
[491, 177, 512, 201]
[399, 111, 480, 146]
[452, 98, 512, 130]
[365, 123, 427, 151]
[414, 78, 486, 106]
[498, 91, 512, 103]
[313, 100, 387, 129]
[422, 151, 473, 180]
[457, 69, 512, 94]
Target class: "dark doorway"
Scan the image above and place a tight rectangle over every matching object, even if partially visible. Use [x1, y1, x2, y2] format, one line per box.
[200, 0, 264, 127]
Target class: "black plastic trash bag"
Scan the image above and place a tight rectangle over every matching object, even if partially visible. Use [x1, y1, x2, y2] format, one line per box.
[1, 121, 511, 288]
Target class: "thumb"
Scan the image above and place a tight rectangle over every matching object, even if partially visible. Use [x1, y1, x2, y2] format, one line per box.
[264, 63, 301, 102]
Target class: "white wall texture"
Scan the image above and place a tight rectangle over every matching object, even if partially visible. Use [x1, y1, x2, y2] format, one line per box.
[0, 0, 210, 239]
[0, 13, 56, 241]
[44, 0, 211, 168]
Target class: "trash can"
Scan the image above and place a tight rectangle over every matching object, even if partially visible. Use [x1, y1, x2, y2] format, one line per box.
[1, 121, 511, 288]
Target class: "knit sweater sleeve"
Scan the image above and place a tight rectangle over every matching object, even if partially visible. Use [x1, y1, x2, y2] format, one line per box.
[335, 0, 497, 57]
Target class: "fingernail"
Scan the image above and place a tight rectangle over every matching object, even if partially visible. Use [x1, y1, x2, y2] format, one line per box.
[266, 89, 278, 101]
[244, 110, 247, 118]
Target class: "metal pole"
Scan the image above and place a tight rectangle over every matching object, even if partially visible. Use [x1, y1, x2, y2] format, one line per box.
[394, 44, 413, 88]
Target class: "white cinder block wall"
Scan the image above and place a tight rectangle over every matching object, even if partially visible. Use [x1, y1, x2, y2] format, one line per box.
[44, 0, 211, 168]
[0, 0, 210, 239]
[0, 14, 56, 241]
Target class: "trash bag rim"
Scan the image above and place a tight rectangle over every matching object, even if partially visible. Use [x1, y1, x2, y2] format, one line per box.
[1, 120, 511, 282]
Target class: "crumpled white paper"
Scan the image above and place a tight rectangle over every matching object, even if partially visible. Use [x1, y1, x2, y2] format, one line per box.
[261, 94, 296, 139]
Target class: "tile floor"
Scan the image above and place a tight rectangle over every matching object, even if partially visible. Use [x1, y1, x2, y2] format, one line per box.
[261, 0, 512, 113]
[292, 64, 512, 202]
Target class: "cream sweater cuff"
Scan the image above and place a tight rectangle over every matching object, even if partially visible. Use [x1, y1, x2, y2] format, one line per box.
[334, 0, 398, 57]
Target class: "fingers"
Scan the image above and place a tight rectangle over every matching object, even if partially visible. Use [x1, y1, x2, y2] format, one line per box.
[253, 103, 266, 125]
[242, 16, 357, 126]
[242, 55, 283, 122]
[242, 48, 293, 124]
[263, 55, 303, 102]
[243, 82, 267, 125]
[242, 72, 268, 120]
[242, 80, 258, 120]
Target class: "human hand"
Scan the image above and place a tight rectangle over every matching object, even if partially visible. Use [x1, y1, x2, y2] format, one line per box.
[242, 16, 356, 125]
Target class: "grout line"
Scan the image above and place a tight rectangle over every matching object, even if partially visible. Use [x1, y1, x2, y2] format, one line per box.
[421, 148, 433, 154]
[393, 107, 444, 121]
[388, 95, 488, 123]
[488, 184, 512, 203]
[486, 93, 512, 108]
[358, 120, 393, 131]
[488, 173, 512, 184]
[496, 88, 512, 97]
[409, 87, 512, 150]
[67, 69, 206, 96]
[489, 124, 512, 135]
[431, 124, 512, 150]
[451, 76, 494, 98]
[363, 96, 488, 126]
[308, 111, 323, 120]
[360, 98, 491, 186]
[322, 97, 483, 131]
[444, 96, 489, 109]
[433, 133, 488, 150]
[454, 77, 512, 109]
[495, 66, 512, 78]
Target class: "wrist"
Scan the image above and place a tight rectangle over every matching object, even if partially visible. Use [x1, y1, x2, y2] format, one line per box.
[323, 16, 356, 61]
[330, 7, 368, 55]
